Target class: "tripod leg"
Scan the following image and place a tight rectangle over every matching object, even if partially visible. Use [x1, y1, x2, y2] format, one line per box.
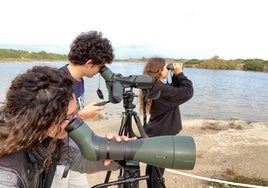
[153, 167, 166, 188]
[119, 112, 128, 136]
[145, 165, 166, 188]
[121, 113, 141, 188]
[104, 171, 111, 184]
[104, 112, 128, 186]
[105, 112, 141, 188]
[133, 113, 166, 188]
[132, 112, 148, 138]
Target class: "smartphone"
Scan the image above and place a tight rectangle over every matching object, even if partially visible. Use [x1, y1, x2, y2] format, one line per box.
[94, 101, 110, 106]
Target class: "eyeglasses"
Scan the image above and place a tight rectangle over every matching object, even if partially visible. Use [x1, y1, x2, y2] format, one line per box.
[65, 110, 78, 122]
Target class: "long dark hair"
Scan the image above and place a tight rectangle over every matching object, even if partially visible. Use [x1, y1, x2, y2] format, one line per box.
[139, 57, 166, 113]
[0, 66, 74, 159]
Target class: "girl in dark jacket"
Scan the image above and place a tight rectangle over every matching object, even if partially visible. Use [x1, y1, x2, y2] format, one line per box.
[139, 57, 194, 188]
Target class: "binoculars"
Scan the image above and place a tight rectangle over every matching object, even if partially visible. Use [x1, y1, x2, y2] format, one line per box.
[167, 63, 174, 70]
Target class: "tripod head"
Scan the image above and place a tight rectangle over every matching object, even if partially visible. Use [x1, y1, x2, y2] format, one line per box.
[99, 66, 153, 104]
[122, 88, 137, 111]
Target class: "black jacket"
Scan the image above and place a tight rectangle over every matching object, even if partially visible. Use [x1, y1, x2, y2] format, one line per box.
[144, 72, 193, 137]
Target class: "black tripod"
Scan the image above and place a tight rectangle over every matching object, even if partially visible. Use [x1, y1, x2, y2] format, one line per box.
[94, 88, 166, 188]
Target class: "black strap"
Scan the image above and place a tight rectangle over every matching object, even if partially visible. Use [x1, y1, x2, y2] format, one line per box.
[42, 160, 57, 188]
[62, 158, 72, 178]
[142, 90, 149, 126]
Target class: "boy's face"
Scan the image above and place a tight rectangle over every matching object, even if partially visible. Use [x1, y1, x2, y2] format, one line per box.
[84, 60, 104, 78]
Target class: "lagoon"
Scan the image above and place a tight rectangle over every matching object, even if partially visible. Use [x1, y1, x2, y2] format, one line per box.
[0, 61, 267, 122]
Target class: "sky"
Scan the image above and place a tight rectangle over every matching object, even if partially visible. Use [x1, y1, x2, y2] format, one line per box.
[1, 0, 268, 60]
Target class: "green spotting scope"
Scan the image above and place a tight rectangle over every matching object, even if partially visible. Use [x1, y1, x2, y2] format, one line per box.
[99, 66, 154, 103]
[65, 117, 196, 170]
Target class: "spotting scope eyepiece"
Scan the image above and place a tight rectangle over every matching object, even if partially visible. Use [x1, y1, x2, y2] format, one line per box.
[65, 117, 196, 170]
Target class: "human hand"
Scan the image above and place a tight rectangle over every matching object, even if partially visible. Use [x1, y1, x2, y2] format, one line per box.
[173, 62, 183, 75]
[78, 101, 105, 119]
[103, 134, 137, 166]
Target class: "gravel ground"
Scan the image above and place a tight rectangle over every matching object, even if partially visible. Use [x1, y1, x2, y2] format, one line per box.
[84, 119, 268, 188]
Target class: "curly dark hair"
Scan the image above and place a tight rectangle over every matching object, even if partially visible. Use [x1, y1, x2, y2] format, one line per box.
[0, 66, 74, 158]
[68, 30, 114, 66]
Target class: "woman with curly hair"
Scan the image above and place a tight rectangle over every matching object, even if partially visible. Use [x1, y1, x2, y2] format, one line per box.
[139, 57, 194, 188]
[52, 30, 116, 188]
[0, 66, 75, 187]
[0, 66, 124, 187]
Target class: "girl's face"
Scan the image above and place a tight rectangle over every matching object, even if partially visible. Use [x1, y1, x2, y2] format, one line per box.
[160, 63, 168, 80]
[47, 95, 78, 139]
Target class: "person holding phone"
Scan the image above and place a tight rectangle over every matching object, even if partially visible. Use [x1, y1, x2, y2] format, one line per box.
[52, 30, 116, 188]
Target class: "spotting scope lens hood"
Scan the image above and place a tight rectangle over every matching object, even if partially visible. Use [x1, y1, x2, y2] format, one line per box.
[66, 117, 196, 170]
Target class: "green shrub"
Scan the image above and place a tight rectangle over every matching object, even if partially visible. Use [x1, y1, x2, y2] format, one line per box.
[243, 59, 265, 71]
[200, 56, 236, 70]
[185, 59, 201, 65]
[0, 48, 67, 60]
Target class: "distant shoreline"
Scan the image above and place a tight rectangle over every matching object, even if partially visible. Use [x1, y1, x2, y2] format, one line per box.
[1, 57, 268, 72]
[0, 59, 142, 63]
[0, 58, 67, 62]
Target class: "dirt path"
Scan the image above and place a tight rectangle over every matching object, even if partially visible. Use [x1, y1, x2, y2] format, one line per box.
[84, 119, 268, 188]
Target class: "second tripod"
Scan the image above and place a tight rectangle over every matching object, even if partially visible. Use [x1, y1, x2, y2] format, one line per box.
[104, 88, 166, 188]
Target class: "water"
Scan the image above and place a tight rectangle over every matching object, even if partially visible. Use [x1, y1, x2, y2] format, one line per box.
[0, 61, 267, 122]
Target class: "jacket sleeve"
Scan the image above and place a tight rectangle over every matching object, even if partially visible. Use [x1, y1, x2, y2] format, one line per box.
[70, 150, 121, 174]
[172, 72, 193, 91]
[157, 72, 193, 107]
[58, 143, 121, 174]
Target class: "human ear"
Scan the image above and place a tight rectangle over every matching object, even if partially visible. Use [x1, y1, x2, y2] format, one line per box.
[85, 60, 94, 67]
